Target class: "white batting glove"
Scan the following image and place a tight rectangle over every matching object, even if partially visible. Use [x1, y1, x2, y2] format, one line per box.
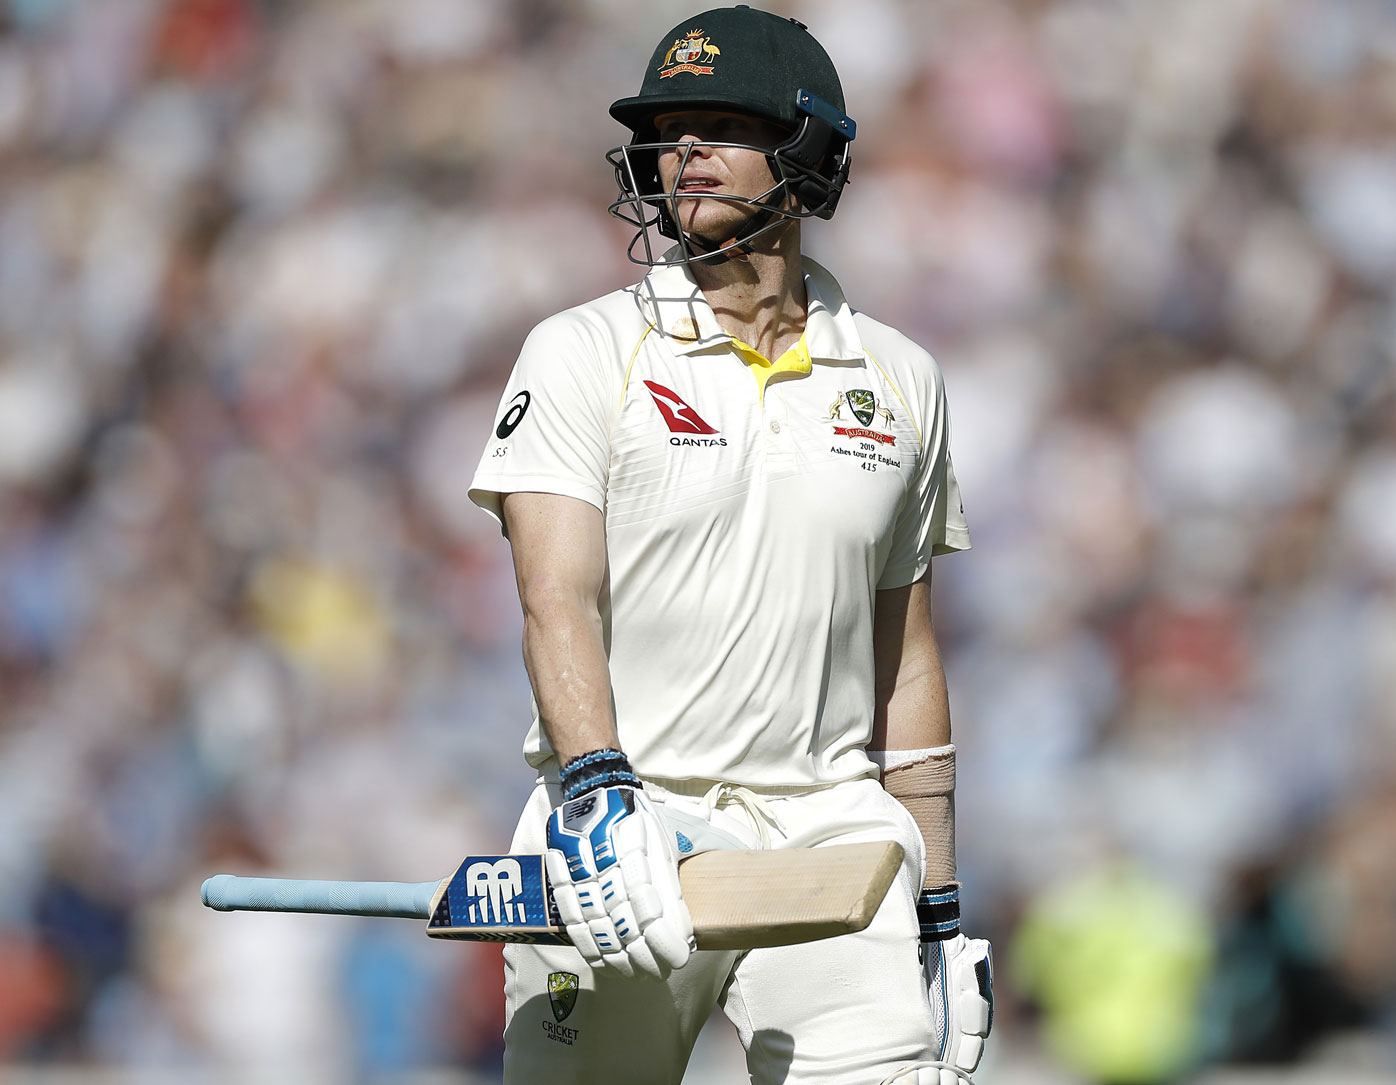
[914, 886, 994, 1083]
[546, 767, 695, 979]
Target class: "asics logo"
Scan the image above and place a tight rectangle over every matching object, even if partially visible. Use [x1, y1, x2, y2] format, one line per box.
[465, 858, 526, 923]
[643, 380, 718, 434]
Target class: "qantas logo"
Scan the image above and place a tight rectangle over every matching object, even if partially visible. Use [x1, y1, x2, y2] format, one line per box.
[643, 380, 726, 447]
[644, 381, 716, 433]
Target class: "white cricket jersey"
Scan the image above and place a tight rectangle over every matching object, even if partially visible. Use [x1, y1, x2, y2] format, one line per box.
[469, 255, 969, 788]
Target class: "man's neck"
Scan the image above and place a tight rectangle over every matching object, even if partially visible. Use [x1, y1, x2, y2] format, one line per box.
[689, 226, 807, 361]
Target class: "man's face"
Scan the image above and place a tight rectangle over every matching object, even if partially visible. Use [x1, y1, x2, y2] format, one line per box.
[653, 110, 793, 241]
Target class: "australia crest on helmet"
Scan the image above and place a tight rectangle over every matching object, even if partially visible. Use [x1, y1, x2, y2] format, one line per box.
[659, 29, 721, 78]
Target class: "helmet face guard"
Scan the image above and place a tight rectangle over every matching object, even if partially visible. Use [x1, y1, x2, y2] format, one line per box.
[607, 88, 855, 268]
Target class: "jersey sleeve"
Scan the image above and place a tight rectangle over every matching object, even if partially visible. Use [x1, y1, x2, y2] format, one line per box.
[877, 363, 970, 589]
[469, 314, 617, 531]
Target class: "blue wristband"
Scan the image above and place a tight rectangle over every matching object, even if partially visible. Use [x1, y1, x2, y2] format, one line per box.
[560, 747, 641, 801]
[916, 884, 961, 942]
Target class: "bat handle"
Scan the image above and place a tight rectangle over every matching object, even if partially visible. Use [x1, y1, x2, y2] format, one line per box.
[201, 874, 441, 920]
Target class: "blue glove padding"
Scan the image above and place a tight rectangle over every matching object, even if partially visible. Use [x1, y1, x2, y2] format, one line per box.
[546, 785, 695, 979]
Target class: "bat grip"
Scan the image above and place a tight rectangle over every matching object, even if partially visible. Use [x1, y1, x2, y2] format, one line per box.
[201, 874, 440, 919]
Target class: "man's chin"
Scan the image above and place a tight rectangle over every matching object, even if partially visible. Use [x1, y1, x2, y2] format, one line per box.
[677, 209, 757, 246]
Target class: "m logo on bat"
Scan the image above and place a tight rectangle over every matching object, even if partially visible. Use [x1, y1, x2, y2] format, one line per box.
[466, 858, 527, 923]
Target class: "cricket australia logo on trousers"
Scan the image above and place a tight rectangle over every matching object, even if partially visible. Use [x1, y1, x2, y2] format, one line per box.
[549, 972, 579, 1022]
[542, 971, 582, 1046]
[466, 858, 527, 923]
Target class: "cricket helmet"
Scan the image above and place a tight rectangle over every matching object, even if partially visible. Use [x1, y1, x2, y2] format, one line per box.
[606, 5, 856, 266]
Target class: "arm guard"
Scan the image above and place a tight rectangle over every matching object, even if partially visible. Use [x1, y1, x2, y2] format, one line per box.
[881, 743, 956, 890]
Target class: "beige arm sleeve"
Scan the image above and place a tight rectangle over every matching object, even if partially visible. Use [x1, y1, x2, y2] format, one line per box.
[883, 745, 956, 889]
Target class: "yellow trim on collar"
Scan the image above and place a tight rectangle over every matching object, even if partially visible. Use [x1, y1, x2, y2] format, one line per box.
[731, 332, 811, 403]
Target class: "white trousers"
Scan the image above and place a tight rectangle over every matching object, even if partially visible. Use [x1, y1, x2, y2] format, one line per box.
[502, 775, 938, 1084]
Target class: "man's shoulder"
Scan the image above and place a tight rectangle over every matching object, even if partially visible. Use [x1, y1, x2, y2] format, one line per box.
[526, 282, 653, 351]
[850, 310, 942, 383]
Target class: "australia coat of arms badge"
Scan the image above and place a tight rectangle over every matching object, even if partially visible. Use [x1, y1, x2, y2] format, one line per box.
[659, 29, 721, 78]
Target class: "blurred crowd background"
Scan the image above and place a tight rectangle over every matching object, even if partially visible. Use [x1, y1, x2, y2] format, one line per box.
[1, 0, 1394, 1081]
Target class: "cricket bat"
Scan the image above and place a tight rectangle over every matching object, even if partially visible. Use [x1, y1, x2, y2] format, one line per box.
[202, 841, 903, 951]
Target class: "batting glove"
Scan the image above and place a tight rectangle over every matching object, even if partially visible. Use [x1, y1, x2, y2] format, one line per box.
[913, 885, 994, 1083]
[546, 749, 695, 980]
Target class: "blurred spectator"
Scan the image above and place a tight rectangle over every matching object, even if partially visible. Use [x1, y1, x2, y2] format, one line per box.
[1014, 861, 1214, 1085]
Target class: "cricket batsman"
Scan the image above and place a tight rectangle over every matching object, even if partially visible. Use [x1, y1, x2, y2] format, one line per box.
[469, 6, 994, 1081]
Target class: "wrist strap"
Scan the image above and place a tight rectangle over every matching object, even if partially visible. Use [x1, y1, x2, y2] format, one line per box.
[560, 748, 641, 801]
[916, 884, 961, 942]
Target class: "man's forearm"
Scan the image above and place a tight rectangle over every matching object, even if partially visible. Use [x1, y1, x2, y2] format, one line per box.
[519, 591, 619, 765]
[874, 666, 956, 888]
[502, 492, 618, 766]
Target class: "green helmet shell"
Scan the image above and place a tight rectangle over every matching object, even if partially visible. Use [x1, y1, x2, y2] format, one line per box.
[610, 6, 846, 140]
[606, 6, 855, 266]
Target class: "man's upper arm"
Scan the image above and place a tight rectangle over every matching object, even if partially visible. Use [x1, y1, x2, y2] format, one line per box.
[501, 491, 607, 611]
[872, 569, 950, 750]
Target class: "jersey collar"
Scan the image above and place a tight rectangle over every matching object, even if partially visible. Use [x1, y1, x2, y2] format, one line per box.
[634, 251, 865, 363]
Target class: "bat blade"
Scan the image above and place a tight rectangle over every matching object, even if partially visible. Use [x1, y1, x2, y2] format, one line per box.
[674, 841, 904, 951]
[202, 841, 904, 951]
